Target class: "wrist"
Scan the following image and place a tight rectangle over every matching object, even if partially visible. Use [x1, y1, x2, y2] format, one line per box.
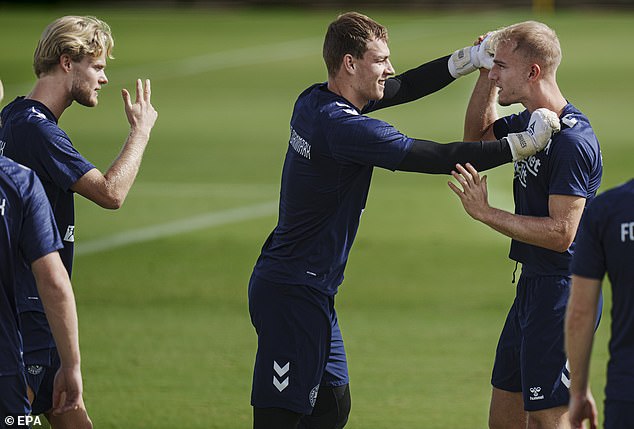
[129, 127, 151, 140]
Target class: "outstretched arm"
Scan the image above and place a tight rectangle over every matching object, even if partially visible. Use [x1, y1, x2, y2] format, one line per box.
[398, 108, 559, 174]
[71, 79, 158, 209]
[397, 138, 511, 174]
[365, 56, 454, 113]
[31, 252, 83, 416]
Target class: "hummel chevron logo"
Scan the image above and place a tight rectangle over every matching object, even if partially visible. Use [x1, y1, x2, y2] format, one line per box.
[273, 361, 290, 392]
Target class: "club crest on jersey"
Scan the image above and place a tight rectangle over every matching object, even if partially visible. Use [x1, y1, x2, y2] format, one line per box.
[27, 365, 44, 376]
[64, 225, 75, 242]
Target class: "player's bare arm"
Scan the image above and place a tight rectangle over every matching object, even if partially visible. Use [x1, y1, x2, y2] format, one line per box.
[464, 70, 498, 141]
[449, 162, 586, 252]
[71, 79, 158, 209]
[565, 275, 601, 429]
[31, 252, 83, 416]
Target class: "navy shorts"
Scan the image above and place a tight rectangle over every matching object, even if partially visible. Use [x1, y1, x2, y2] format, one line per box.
[24, 348, 60, 415]
[604, 399, 634, 429]
[248, 274, 349, 415]
[0, 372, 31, 428]
[491, 274, 570, 411]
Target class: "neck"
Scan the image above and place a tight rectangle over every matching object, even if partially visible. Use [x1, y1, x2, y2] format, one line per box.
[327, 76, 365, 111]
[525, 78, 567, 117]
[26, 76, 72, 120]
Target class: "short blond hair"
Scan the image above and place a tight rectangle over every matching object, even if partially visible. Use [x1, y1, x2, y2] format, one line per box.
[491, 21, 562, 72]
[323, 12, 388, 77]
[33, 15, 114, 77]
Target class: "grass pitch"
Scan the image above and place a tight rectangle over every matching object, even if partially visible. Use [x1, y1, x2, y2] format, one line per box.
[1, 5, 631, 428]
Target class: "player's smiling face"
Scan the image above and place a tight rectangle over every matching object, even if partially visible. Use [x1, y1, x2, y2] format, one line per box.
[354, 38, 395, 103]
[489, 41, 531, 107]
[70, 52, 108, 108]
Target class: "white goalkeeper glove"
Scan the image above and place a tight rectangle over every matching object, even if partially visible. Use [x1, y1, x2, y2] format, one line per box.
[448, 32, 496, 78]
[505, 108, 561, 161]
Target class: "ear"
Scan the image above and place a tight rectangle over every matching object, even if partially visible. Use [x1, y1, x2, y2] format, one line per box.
[59, 54, 73, 73]
[342, 53, 356, 75]
[527, 63, 541, 82]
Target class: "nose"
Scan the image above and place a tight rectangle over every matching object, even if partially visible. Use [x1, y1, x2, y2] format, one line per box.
[100, 72, 108, 85]
[385, 59, 395, 76]
[487, 66, 497, 81]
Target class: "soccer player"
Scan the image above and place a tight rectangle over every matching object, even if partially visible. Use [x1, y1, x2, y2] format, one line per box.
[0, 16, 157, 428]
[248, 12, 560, 429]
[1, 78, 84, 426]
[0, 156, 85, 429]
[565, 179, 634, 429]
[448, 21, 603, 428]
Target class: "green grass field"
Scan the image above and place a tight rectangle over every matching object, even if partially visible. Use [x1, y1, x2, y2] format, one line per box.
[1, 5, 632, 428]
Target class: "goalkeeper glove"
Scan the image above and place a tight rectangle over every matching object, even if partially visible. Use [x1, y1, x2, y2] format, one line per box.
[448, 32, 495, 78]
[505, 108, 561, 161]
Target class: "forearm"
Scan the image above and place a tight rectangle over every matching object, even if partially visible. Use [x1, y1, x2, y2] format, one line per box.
[367, 55, 455, 112]
[397, 138, 511, 174]
[32, 254, 81, 369]
[475, 208, 574, 252]
[73, 129, 150, 209]
[464, 70, 498, 141]
[104, 129, 150, 200]
[565, 276, 602, 397]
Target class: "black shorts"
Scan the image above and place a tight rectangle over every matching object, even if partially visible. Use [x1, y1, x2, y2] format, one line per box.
[249, 274, 349, 414]
[491, 274, 570, 411]
[24, 348, 60, 415]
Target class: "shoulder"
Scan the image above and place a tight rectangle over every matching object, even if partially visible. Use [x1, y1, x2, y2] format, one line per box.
[594, 180, 634, 206]
[0, 157, 37, 198]
[550, 105, 600, 156]
[4, 98, 67, 139]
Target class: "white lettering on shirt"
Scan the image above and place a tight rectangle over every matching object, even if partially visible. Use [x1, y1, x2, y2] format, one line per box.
[289, 127, 311, 160]
[621, 222, 634, 242]
[514, 155, 542, 189]
[0, 198, 5, 216]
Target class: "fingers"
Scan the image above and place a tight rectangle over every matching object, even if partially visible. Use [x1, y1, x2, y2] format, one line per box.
[51, 389, 81, 415]
[144, 78, 151, 101]
[122, 79, 152, 105]
[451, 163, 481, 188]
[447, 180, 463, 197]
[135, 78, 143, 103]
[121, 88, 131, 107]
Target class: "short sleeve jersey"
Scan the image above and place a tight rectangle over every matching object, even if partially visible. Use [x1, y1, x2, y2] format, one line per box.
[571, 179, 634, 401]
[253, 83, 413, 295]
[0, 157, 62, 375]
[493, 103, 602, 275]
[0, 97, 95, 313]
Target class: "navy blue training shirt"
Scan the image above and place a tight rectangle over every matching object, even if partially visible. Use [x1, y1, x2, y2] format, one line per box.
[0, 157, 62, 375]
[253, 83, 413, 295]
[493, 103, 603, 276]
[0, 97, 95, 314]
[571, 179, 634, 401]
